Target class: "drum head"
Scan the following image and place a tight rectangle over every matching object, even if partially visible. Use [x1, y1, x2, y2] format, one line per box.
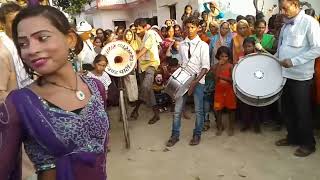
[101, 41, 137, 77]
[233, 53, 285, 98]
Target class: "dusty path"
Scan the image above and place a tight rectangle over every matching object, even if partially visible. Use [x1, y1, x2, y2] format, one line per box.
[107, 105, 320, 180]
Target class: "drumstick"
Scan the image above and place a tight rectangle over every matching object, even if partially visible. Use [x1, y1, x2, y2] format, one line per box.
[255, 43, 282, 64]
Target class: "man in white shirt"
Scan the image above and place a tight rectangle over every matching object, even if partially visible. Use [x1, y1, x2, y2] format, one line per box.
[166, 16, 210, 147]
[76, 20, 97, 70]
[275, 0, 320, 157]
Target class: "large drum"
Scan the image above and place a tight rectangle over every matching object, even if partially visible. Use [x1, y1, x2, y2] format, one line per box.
[233, 53, 286, 107]
[164, 66, 196, 99]
[100, 41, 137, 77]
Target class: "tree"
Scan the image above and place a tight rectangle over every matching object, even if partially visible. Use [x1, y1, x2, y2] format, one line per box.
[53, 0, 92, 15]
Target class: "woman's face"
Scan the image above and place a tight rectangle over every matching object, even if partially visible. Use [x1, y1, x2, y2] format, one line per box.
[165, 20, 172, 27]
[167, 27, 174, 38]
[161, 28, 167, 38]
[220, 23, 230, 36]
[94, 59, 107, 74]
[237, 23, 248, 37]
[185, 7, 192, 15]
[94, 38, 102, 48]
[96, 30, 104, 39]
[210, 3, 216, 12]
[125, 31, 133, 42]
[17, 16, 74, 75]
[255, 22, 266, 36]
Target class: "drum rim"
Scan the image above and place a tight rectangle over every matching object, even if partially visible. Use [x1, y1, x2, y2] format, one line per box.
[101, 41, 137, 77]
[233, 53, 287, 99]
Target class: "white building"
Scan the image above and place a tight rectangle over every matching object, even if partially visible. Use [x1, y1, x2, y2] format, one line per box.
[77, 0, 320, 30]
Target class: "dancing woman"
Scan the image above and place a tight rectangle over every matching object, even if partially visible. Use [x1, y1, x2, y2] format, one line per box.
[0, 6, 109, 180]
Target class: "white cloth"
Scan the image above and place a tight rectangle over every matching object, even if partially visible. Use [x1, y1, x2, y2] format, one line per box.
[77, 40, 97, 65]
[0, 32, 32, 88]
[87, 71, 112, 90]
[276, 10, 320, 81]
[123, 73, 138, 102]
[179, 35, 210, 84]
[149, 29, 163, 45]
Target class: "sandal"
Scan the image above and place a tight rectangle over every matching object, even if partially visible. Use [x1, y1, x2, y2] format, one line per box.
[275, 138, 297, 146]
[166, 136, 179, 147]
[189, 135, 201, 146]
[294, 146, 316, 157]
[148, 115, 160, 124]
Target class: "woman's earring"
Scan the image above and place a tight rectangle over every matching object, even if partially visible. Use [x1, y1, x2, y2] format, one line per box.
[68, 48, 76, 62]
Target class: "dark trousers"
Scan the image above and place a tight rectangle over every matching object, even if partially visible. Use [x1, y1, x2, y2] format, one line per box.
[282, 79, 315, 148]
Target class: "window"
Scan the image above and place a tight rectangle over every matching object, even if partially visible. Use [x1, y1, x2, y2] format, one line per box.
[169, 4, 176, 20]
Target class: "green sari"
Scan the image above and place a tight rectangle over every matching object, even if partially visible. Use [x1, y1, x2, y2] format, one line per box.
[251, 34, 275, 51]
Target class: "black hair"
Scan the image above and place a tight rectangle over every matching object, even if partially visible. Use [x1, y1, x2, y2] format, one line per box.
[201, 11, 208, 16]
[245, 15, 256, 25]
[0, 2, 21, 24]
[184, 16, 200, 27]
[184, 5, 192, 13]
[256, 11, 265, 21]
[305, 8, 315, 17]
[173, 24, 181, 30]
[166, 25, 174, 32]
[215, 46, 232, 61]
[12, 5, 73, 79]
[134, 18, 147, 28]
[123, 29, 136, 42]
[165, 19, 172, 25]
[236, 15, 245, 22]
[93, 54, 108, 65]
[254, 18, 266, 27]
[268, 14, 276, 29]
[243, 37, 256, 46]
[227, 19, 236, 24]
[96, 28, 104, 34]
[199, 20, 207, 27]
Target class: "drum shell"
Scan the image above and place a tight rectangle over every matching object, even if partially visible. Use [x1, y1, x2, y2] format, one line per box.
[164, 67, 196, 99]
[232, 53, 286, 107]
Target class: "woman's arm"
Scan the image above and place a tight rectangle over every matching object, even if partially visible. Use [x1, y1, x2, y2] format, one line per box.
[0, 97, 23, 180]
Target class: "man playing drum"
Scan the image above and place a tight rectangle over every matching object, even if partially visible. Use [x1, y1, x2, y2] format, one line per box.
[166, 16, 210, 147]
[129, 18, 161, 124]
[275, 0, 320, 157]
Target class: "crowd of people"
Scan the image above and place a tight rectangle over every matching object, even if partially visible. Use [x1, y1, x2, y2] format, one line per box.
[0, 0, 319, 179]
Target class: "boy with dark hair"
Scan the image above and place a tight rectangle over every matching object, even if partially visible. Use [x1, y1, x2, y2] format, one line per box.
[129, 18, 161, 124]
[166, 16, 210, 147]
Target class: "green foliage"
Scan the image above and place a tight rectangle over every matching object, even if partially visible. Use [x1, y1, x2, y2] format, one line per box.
[53, 0, 92, 15]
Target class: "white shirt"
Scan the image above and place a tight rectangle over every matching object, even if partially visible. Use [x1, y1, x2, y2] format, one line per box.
[87, 71, 111, 90]
[179, 35, 210, 84]
[0, 32, 33, 88]
[78, 39, 97, 65]
[276, 11, 320, 81]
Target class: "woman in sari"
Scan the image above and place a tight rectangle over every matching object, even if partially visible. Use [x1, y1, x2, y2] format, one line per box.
[251, 19, 276, 54]
[160, 26, 175, 64]
[209, 21, 233, 65]
[0, 6, 109, 180]
[231, 19, 251, 64]
[123, 29, 140, 104]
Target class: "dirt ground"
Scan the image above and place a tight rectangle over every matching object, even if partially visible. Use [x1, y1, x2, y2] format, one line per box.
[107, 105, 320, 180]
[23, 104, 320, 180]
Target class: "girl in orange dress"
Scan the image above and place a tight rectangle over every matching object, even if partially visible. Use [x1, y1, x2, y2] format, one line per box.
[212, 46, 236, 136]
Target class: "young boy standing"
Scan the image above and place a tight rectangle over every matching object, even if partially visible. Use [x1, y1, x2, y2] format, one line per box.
[166, 16, 210, 147]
